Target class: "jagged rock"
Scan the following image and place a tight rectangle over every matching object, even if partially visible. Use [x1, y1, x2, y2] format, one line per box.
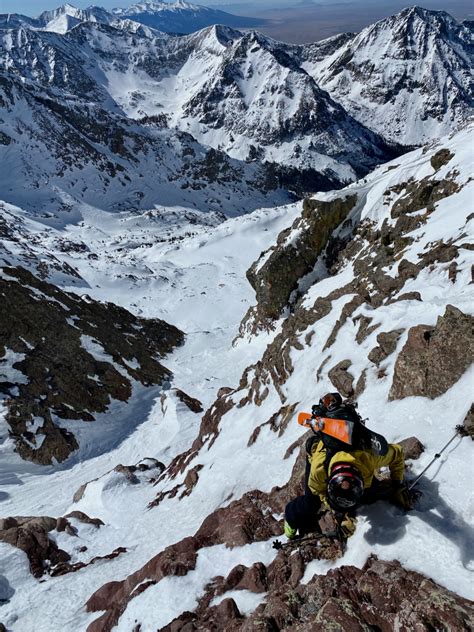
[246, 194, 357, 323]
[0, 266, 183, 465]
[389, 305, 473, 400]
[64, 511, 104, 528]
[323, 294, 365, 350]
[0, 515, 70, 578]
[368, 328, 404, 366]
[390, 291, 422, 303]
[174, 389, 204, 413]
[391, 176, 460, 218]
[462, 403, 474, 439]
[431, 148, 454, 171]
[194, 491, 282, 549]
[238, 556, 474, 631]
[113, 465, 140, 484]
[328, 360, 354, 398]
[398, 436, 425, 460]
[419, 240, 458, 267]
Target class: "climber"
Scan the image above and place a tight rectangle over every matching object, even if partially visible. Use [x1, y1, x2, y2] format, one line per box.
[284, 392, 414, 540]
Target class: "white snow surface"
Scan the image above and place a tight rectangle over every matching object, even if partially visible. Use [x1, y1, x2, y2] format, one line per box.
[0, 127, 473, 630]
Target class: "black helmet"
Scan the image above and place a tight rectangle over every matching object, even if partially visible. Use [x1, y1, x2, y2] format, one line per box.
[327, 464, 364, 510]
[319, 392, 342, 411]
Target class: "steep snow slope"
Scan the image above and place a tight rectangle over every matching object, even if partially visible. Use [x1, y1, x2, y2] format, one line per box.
[302, 7, 474, 145]
[0, 125, 472, 630]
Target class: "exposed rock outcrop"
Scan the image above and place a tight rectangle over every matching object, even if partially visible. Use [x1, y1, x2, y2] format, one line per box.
[244, 194, 357, 327]
[161, 555, 474, 631]
[0, 512, 104, 578]
[389, 305, 473, 400]
[0, 266, 183, 464]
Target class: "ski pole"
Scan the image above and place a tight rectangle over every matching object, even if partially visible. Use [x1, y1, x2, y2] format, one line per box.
[408, 426, 464, 490]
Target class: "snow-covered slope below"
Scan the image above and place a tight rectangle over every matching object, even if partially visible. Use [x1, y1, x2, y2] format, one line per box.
[0, 123, 472, 630]
[302, 7, 474, 145]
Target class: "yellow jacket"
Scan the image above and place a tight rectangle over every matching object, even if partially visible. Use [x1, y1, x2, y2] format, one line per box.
[307, 440, 405, 502]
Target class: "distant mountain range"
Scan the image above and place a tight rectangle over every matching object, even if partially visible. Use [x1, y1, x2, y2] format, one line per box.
[0, 1, 267, 35]
[0, 5, 472, 219]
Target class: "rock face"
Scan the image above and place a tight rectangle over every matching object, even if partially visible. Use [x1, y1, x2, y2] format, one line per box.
[245, 194, 357, 326]
[161, 555, 474, 631]
[389, 305, 474, 400]
[0, 266, 183, 464]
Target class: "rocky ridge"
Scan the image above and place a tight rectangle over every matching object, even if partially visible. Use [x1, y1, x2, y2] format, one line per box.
[0, 266, 183, 464]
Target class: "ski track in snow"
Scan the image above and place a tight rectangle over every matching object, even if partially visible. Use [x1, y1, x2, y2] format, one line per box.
[0, 125, 473, 630]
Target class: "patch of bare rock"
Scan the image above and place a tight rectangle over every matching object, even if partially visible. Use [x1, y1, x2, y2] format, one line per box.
[0, 512, 108, 578]
[161, 556, 474, 631]
[389, 305, 474, 400]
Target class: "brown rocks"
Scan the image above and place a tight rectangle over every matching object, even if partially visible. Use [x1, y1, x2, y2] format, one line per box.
[368, 329, 404, 366]
[174, 389, 204, 414]
[398, 436, 425, 460]
[391, 176, 460, 218]
[194, 491, 282, 549]
[430, 148, 454, 171]
[328, 360, 354, 398]
[0, 511, 106, 578]
[0, 515, 70, 578]
[389, 305, 473, 400]
[462, 403, 474, 439]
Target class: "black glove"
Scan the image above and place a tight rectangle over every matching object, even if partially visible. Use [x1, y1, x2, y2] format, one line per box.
[391, 481, 416, 510]
[311, 404, 325, 417]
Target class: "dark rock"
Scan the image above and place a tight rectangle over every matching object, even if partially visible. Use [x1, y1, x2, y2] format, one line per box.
[0, 266, 183, 465]
[246, 194, 357, 322]
[398, 436, 425, 460]
[241, 556, 474, 631]
[389, 305, 473, 399]
[0, 515, 70, 578]
[419, 241, 458, 267]
[391, 177, 460, 218]
[398, 258, 420, 280]
[175, 389, 203, 414]
[323, 293, 365, 350]
[431, 148, 454, 171]
[328, 360, 354, 398]
[462, 403, 474, 439]
[113, 464, 140, 484]
[64, 511, 104, 528]
[368, 329, 404, 366]
[390, 291, 422, 303]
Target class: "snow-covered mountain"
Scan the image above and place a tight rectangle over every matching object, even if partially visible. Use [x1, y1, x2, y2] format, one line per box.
[0, 19, 404, 217]
[0, 3, 120, 34]
[0, 1, 265, 36]
[0, 121, 472, 630]
[0, 24, 296, 219]
[113, 0, 266, 33]
[302, 7, 474, 145]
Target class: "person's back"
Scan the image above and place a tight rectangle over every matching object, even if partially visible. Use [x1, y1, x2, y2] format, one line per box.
[284, 392, 414, 540]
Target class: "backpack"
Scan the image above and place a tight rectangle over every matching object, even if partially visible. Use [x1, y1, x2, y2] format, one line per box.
[311, 401, 386, 472]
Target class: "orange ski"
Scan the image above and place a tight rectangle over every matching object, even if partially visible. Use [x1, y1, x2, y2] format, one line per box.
[298, 411, 353, 444]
